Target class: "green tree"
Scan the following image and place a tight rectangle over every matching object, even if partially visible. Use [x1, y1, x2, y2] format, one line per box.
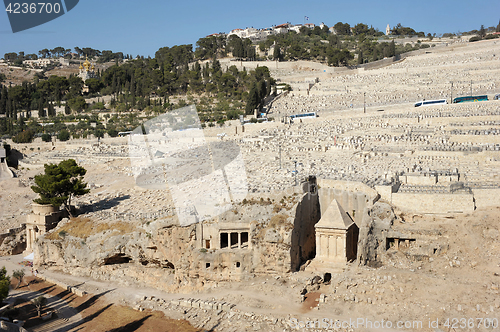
[333, 22, 351, 35]
[479, 25, 486, 38]
[352, 23, 369, 36]
[107, 128, 118, 137]
[31, 159, 90, 216]
[12, 129, 34, 143]
[58, 129, 70, 141]
[67, 96, 86, 112]
[358, 50, 364, 64]
[41, 133, 52, 142]
[85, 78, 104, 94]
[32, 296, 47, 317]
[0, 267, 10, 303]
[273, 44, 281, 61]
[245, 83, 260, 115]
[12, 269, 25, 289]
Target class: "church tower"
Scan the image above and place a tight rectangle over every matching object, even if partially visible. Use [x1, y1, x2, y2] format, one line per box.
[78, 57, 96, 81]
[78, 57, 96, 93]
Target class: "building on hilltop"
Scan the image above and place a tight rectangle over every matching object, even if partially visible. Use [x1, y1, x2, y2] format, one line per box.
[78, 57, 96, 81]
[23, 58, 53, 68]
[78, 57, 97, 93]
[386, 24, 391, 35]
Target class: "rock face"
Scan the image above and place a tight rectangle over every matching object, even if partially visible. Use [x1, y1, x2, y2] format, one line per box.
[33, 179, 413, 291]
[357, 202, 395, 267]
[0, 225, 26, 255]
[33, 191, 323, 291]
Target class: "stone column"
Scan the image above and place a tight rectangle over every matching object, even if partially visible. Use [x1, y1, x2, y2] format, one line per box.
[336, 236, 342, 258]
[316, 234, 321, 258]
[329, 235, 335, 259]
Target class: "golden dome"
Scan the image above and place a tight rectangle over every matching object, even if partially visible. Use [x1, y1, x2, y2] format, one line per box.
[79, 64, 83, 70]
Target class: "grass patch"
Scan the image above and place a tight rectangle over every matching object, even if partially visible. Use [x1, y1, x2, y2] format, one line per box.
[45, 217, 137, 240]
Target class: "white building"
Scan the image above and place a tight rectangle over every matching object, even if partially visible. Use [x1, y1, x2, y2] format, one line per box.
[23, 59, 53, 68]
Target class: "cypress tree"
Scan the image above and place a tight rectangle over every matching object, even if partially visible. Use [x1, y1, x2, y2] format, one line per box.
[358, 51, 364, 64]
[245, 83, 260, 115]
[38, 97, 45, 117]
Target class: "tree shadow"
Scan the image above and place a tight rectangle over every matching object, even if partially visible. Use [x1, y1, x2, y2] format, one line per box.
[207, 320, 221, 332]
[53, 287, 77, 306]
[30, 284, 56, 296]
[51, 282, 87, 305]
[56, 303, 113, 332]
[78, 195, 131, 214]
[75, 288, 115, 312]
[6, 148, 22, 168]
[106, 314, 152, 332]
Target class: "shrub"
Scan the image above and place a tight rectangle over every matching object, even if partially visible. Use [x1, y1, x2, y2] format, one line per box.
[41, 133, 52, 142]
[57, 129, 70, 141]
[12, 129, 34, 143]
[107, 128, 118, 137]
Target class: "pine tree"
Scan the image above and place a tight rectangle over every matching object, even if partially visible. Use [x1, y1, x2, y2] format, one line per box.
[31, 159, 90, 216]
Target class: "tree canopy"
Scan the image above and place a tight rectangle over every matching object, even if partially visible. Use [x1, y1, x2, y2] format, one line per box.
[0, 267, 9, 303]
[31, 159, 90, 215]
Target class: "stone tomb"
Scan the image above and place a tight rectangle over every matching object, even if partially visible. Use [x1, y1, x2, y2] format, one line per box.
[25, 203, 67, 252]
[307, 199, 359, 273]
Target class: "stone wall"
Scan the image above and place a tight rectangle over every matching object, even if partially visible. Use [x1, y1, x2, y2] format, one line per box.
[391, 192, 475, 213]
[472, 188, 500, 209]
[317, 183, 375, 225]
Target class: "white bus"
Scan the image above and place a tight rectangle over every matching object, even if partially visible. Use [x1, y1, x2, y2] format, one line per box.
[414, 99, 447, 107]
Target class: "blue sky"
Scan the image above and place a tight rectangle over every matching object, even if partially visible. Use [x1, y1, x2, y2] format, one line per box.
[0, 0, 499, 58]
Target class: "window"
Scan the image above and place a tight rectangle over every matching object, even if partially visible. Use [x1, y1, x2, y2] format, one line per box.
[206, 262, 211, 268]
[205, 239, 211, 249]
[241, 232, 249, 248]
[220, 233, 228, 248]
[236, 262, 241, 268]
[230, 232, 238, 248]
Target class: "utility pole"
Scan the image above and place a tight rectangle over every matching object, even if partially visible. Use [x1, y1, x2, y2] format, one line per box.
[363, 92, 366, 113]
[450, 82, 453, 104]
[294, 160, 297, 186]
[279, 144, 282, 169]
